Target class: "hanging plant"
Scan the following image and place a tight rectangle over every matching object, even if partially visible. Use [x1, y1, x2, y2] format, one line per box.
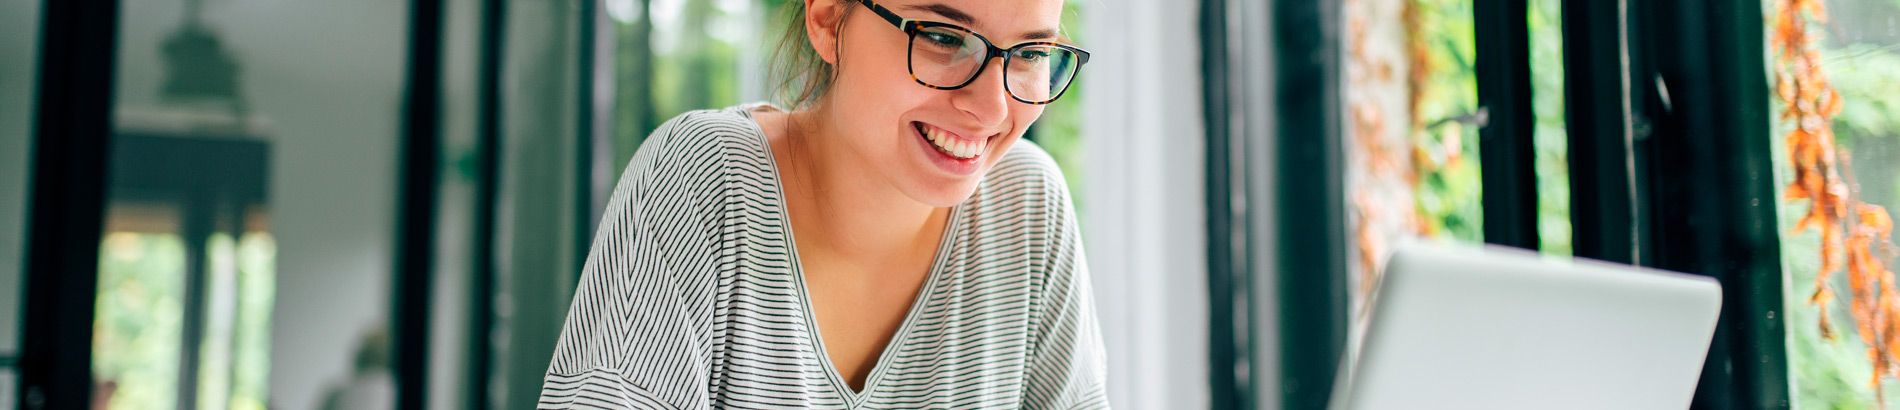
[1776, 0, 1900, 400]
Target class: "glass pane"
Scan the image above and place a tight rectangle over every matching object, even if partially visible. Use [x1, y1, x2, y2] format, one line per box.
[605, 0, 767, 168]
[93, 0, 410, 409]
[1528, 0, 1570, 256]
[430, 0, 482, 407]
[1341, 0, 1483, 322]
[0, 367, 14, 410]
[1406, 0, 1483, 244]
[0, 0, 43, 360]
[1774, 0, 1900, 407]
[491, 1, 594, 407]
[94, 231, 187, 410]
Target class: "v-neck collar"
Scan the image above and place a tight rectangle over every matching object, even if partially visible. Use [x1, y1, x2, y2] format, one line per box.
[736, 104, 968, 405]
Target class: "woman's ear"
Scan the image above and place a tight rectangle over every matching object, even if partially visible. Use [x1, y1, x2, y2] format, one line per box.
[804, 0, 846, 65]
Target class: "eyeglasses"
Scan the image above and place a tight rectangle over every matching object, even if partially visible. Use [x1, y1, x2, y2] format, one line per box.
[855, 0, 1090, 105]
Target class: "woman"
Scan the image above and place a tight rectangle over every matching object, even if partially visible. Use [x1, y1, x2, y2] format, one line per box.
[537, 0, 1104, 407]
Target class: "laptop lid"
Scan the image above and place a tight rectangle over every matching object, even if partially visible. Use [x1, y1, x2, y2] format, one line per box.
[1332, 243, 1723, 410]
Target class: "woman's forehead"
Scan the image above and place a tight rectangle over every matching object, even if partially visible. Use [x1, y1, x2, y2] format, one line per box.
[883, 0, 1065, 42]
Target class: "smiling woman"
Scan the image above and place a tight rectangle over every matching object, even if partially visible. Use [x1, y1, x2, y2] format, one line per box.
[534, 0, 1107, 408]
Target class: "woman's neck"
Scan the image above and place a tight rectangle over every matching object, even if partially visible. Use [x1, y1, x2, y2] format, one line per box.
[770, 105, 949, 264]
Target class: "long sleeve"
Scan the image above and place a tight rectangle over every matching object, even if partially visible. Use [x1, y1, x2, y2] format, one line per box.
[538, 113, 737, 410]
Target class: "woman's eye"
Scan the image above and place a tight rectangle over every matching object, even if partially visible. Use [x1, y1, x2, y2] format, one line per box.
[922, 32, 964, 47]
[1016, 50, 1051, 61]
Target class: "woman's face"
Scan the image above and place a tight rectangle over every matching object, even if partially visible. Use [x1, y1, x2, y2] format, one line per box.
[809, 0, 1067, 208]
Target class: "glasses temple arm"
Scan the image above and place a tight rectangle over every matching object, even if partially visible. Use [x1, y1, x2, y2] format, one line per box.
[856, 0, 907, 28]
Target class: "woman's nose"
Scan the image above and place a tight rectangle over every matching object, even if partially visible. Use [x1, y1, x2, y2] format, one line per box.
[948, 58, 1013, 127]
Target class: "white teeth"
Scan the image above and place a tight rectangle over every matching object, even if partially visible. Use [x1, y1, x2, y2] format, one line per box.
[922, 124, 983, 159]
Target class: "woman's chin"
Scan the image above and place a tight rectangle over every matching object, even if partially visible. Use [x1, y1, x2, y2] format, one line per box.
[902, 180, 982, 209]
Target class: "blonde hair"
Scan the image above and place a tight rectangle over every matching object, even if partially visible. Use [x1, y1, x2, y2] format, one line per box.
[769, 0, 856, 109]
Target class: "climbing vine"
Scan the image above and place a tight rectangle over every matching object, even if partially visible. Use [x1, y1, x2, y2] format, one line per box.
[1776, 0, 1900, 402]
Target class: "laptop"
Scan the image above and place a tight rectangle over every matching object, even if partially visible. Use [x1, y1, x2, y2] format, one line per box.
[1331, 243, 1724, 410]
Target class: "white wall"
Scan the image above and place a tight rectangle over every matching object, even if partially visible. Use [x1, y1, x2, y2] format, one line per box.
[1080, 0, 1212, 408]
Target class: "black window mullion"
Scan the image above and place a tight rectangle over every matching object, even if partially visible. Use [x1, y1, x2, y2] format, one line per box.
[1638, 0, 1788, 407]
[18, 0, 121, 408]
[1270, 0, 1350, 407]
[1561, 0, 1650, 265]
[575, 0, 600, 278]
[394, 0, 447, 407]
[1200, 0, 1249, 407]
[1475, 0, 1540, 250]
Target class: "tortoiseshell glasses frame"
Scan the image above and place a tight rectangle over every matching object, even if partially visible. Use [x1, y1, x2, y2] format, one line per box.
[854, 0, 1091, 105]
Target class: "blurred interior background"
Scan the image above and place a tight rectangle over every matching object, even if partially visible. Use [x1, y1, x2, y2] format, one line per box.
[3, 0, 1898, 408]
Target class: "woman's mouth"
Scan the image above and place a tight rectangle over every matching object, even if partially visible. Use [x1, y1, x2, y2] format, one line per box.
[915, 122, 986, 160]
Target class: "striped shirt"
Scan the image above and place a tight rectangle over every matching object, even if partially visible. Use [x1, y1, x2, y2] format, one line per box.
[537, 104, 1109, 409]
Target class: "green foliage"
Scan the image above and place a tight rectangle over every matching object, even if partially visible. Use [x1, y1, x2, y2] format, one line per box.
[90, 231, 277, 410]
[612, 0, 751, 168]
[1826, 44, 1900, 146]
[1405, 0, 1572, 253]
[93, 233, 186, 410]
[230, 233, 277, 410]
[1528, 0, 1572, 255]
[1410, 0, 1485, 242]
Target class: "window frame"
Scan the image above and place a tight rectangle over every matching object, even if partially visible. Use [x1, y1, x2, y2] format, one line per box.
[1634, 0, 1788, 405]
[1244, 0, 1792, 407]
[19, 0, 123, 408]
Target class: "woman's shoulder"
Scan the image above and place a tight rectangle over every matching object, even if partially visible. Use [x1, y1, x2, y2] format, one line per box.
[608, 105, 776, 209]
[639, 105, 770, 162]
[987, 140, 1073, 199]
[624, 105, 772, 177]
[970, 140, 1076, 224]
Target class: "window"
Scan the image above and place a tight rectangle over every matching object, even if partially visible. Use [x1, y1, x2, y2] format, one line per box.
[1340, 0, 1484, 321]
[92, 231, 276, 410]
[1528, 0, 1570, 256]
[91, 0, 412, 408]
[1339, 0, 1574, 293]
[603, 0, 769, 166]
[41, 0, 1813, 408]
[1775, 0, 1900, 407]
